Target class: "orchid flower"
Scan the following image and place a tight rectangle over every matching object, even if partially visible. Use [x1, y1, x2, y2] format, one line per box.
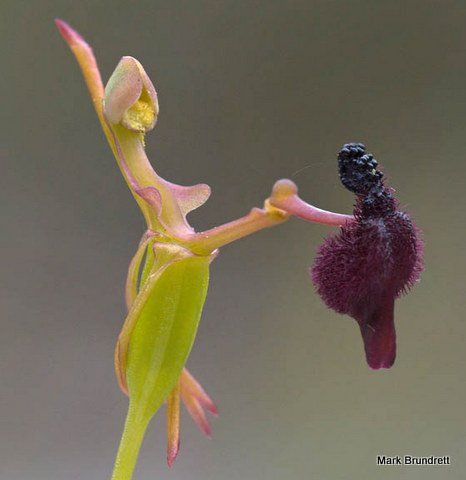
[55, 19, 353, 480]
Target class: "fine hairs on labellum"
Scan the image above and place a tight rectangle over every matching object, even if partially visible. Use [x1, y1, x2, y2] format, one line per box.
[311, 144, 424, 369]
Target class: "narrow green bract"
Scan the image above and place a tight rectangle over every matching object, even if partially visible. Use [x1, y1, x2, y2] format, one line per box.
[112, 245, 211, 480]
[127, 251, 211, 416]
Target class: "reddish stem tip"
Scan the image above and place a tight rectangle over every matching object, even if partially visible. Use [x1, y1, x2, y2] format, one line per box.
[207, 403, 219, 417]
[167, 442, 180, 468]
[54, 18, 83, 45]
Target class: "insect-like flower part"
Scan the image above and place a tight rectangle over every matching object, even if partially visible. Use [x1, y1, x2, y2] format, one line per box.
[311, 144, 423, 369]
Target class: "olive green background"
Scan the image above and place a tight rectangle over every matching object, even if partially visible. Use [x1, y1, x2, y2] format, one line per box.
[1, 1, 465, 479]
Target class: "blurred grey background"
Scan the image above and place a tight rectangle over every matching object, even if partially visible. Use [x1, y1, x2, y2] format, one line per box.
[1, 1, 465, 479]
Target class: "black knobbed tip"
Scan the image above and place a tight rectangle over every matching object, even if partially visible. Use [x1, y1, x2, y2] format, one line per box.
[338, 143, 394, 217]
[338, 143, 384, 195]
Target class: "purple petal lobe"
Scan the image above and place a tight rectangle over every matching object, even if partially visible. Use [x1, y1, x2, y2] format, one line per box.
[357, 296, 396, 370]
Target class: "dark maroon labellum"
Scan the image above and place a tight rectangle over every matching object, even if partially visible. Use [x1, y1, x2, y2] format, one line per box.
[311, 144, 423, 369]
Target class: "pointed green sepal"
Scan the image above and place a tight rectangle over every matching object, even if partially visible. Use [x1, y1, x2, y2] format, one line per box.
[112, 244, 213, 479]
[126, 245, 211, 414]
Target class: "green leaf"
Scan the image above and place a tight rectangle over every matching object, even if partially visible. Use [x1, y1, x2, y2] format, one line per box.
[126, 245, 211, 419]
[112, 245, 212, 480]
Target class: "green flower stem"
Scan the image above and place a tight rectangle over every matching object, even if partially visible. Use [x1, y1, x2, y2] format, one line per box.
[108, 124, 199, 237]
[180, 204, 289, 255]
[111, 402, 150, 480]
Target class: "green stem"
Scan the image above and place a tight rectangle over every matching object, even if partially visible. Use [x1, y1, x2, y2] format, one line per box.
[180, 205, 288, 255]
[111, 402, 150, 480]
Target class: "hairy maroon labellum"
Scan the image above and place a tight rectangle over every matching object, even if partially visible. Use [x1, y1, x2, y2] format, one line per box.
[311, 144, 423, 369]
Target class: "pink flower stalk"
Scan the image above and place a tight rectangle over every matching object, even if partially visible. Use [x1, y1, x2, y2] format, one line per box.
[311, 144, 423, 369]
